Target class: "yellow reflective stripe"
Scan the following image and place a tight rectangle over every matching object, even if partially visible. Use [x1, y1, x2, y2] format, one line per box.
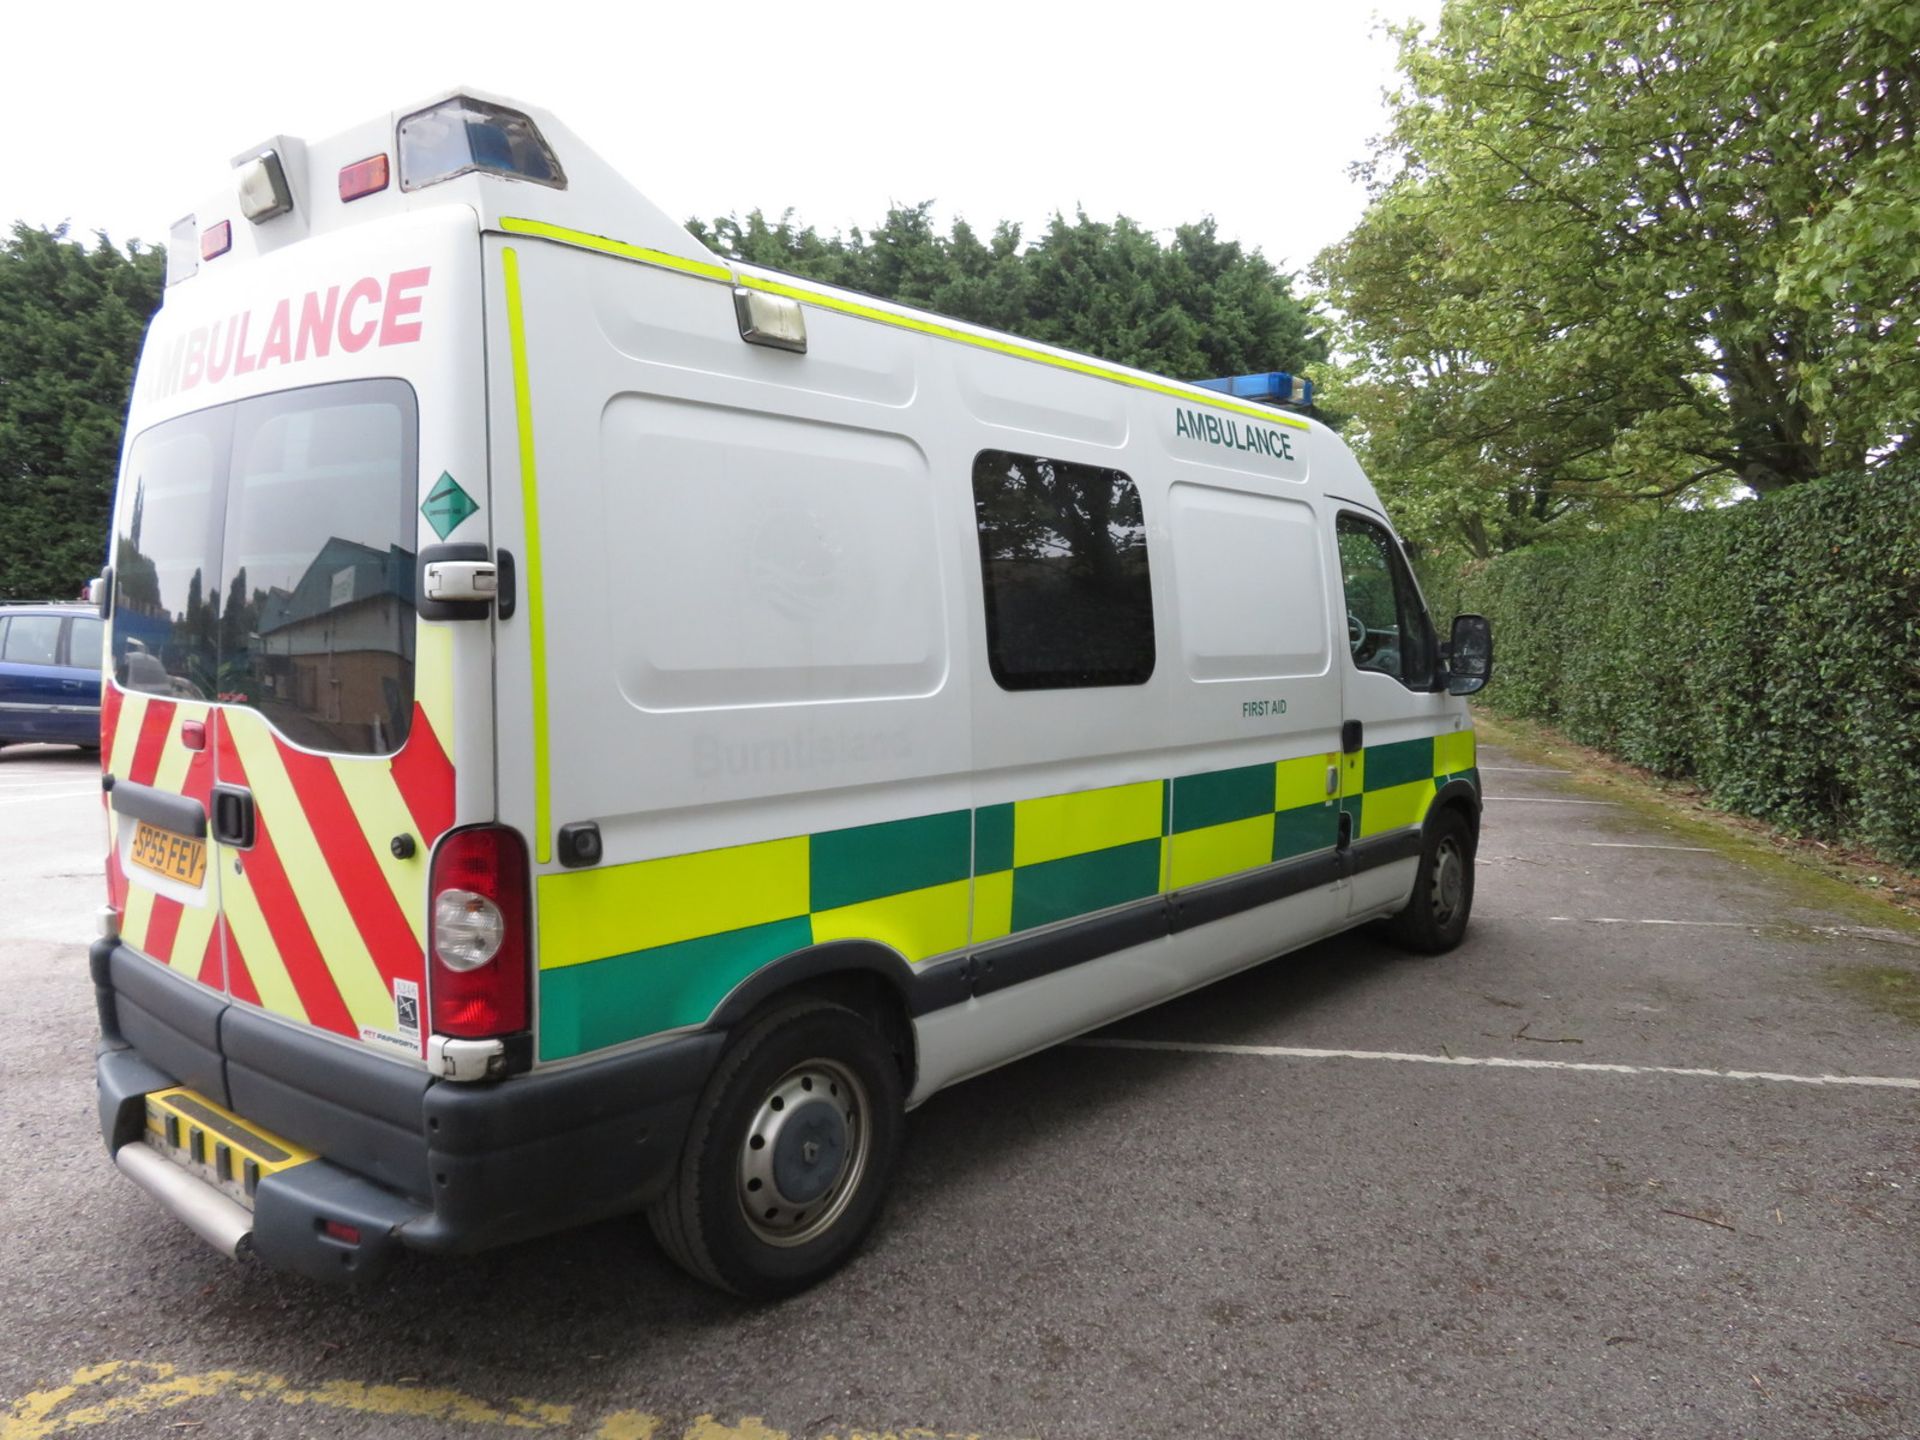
[332, 758, 428, 946]
[501, 246, 554, 866]
[538, 835, 811, 969]
[169, 893, 219, 979]
[1360, 778, 1436, 838]
[120, 884, 156, 952]
[1167, 814, 1274, 890]
[225, 724, 391, 1027]
[218, 864, 308, 1025]
[971, 869, 1014, 945]
[1013, 780, 1164, 869]
[108, 690, 147, 778]
[1341, 751, 1366, 799]
[1276, 752, 1336, 811]
[742, 274, 1312, 432]
[498, 216, 734, 283]
[414, 622, 454, 754]
[811, 878, 971, 964]
[1435, 728, 1476, 776]
[496, 215, 1311, 435]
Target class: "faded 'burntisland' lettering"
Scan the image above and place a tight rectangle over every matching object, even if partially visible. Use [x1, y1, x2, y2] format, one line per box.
[1175, 406, 1297, 463]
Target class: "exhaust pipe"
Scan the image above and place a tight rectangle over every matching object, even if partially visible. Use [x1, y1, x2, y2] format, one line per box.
[115, 1143, 255, 1259]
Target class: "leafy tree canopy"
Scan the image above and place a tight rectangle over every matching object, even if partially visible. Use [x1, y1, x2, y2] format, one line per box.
[0, 223, 163, 599]
[1317, 0, 1920, 558]
[691, 202, 1328, 390]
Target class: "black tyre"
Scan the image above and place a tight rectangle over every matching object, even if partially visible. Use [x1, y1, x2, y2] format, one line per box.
[1384, 807, 1475, 954]
[648, 998, 903, 1298]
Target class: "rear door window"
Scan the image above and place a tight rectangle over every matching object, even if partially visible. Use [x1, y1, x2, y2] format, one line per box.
[109, 380, 418, 754]
[220, 382, 418, 753]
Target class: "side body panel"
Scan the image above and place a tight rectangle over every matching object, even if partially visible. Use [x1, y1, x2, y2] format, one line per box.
[489, 229, 1431, 1082]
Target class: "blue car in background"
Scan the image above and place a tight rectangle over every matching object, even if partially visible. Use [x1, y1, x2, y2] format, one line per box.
[0, 602, 103, 751]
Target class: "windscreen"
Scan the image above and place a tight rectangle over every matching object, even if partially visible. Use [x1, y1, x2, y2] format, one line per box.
[110, 380, 419, 755]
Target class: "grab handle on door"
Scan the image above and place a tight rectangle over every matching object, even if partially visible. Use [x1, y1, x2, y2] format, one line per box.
[211, 786, 255, 850]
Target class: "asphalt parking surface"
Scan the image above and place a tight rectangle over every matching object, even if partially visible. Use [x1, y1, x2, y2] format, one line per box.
[3, 738, 1917, 1439]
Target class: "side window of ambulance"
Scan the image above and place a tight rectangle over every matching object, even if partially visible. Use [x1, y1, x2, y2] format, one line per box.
[972, 450, 1155, 690]
[1336, 513, 1435, 689]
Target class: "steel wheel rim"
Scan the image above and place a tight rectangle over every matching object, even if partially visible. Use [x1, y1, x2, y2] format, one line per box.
[1431, 836, 1465, 926]
[736, 1058, 868, 1248]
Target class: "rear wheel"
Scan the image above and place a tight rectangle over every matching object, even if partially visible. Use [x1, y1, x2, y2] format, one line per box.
[648, 998, 903, 1298]
[1384, 807, 1475, 954]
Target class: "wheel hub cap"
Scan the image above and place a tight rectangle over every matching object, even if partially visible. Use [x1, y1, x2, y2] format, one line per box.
[737, 1059, 867, 1247]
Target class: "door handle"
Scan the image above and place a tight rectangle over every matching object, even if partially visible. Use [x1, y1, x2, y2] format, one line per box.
[211, 786, 255, 849]
[62, 680, 84, 691]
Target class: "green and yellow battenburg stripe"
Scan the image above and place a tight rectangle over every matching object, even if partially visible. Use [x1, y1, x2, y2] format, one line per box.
[536, 732, 1478, 1061]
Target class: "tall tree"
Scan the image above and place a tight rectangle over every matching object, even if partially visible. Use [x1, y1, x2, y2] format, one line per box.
[0, 224, 163, 599]
[1317, 0, 1920, 557]
[693, 203, 1327, 382]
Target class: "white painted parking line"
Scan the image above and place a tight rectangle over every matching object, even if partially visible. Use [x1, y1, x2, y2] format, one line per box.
[1589, 842, 1713, 852]
[0, 778, 100, 792]
[1546, 916, 1755, 927]
[1486, 796, 1619, 805]
[0, 789, 98, 807]
[1073, 1037, 1920, 1092]
[1479, 765, 1572, 775]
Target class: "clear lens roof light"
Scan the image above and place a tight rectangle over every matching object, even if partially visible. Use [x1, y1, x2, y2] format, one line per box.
[234, 150, 294, 223]
[398, 96, 565, 193]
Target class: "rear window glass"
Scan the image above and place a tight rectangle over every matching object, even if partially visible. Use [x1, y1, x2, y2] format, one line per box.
[110, 380, 418, 754]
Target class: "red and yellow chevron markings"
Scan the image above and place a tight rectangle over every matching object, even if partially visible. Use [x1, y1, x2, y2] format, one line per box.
[101, 653, 456, 1053]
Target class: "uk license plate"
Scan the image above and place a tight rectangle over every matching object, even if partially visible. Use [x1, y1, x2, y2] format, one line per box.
[129, 819, 207, 887]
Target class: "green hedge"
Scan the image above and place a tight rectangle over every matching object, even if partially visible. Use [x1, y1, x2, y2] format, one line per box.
[1422, 462, 1920, 866]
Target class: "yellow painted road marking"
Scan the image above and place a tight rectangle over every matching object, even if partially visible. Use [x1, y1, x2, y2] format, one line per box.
[0, 1361, 1008, 1440]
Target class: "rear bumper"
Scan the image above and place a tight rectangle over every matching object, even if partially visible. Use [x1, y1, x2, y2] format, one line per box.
[92, 938, 723, 1281]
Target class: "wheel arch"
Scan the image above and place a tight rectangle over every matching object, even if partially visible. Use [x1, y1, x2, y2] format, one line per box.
[706, 939, 926, 1092]
[1428, 778, 1482, 849]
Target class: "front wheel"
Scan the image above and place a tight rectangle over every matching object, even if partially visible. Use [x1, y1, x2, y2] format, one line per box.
[648, 998, 904, 1298]
[1384, 808, 1475, 954]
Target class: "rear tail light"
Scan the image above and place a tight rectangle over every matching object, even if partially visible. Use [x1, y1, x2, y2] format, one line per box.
[428, 826, 530, 1038]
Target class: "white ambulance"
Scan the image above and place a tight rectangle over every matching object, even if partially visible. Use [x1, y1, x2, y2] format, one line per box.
[92, 89, 1493, 1296]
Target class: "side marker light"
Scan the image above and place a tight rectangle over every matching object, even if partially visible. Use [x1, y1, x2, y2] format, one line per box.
[339, 154, 389, 202]
[200, 221, 232, 261]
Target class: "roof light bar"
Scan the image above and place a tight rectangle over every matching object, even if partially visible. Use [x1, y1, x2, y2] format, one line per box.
[397, 95, 565, 193]
[1193, 371, 1314, 408]
[234, 149, 294, 223]
[339, 153, 390, 202]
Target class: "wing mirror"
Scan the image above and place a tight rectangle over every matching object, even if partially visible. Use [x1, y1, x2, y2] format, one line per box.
[1444, 614, 1493, 696]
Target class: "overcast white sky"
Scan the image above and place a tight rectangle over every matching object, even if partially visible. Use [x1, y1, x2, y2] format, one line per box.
[4, 0, 1440, 276]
